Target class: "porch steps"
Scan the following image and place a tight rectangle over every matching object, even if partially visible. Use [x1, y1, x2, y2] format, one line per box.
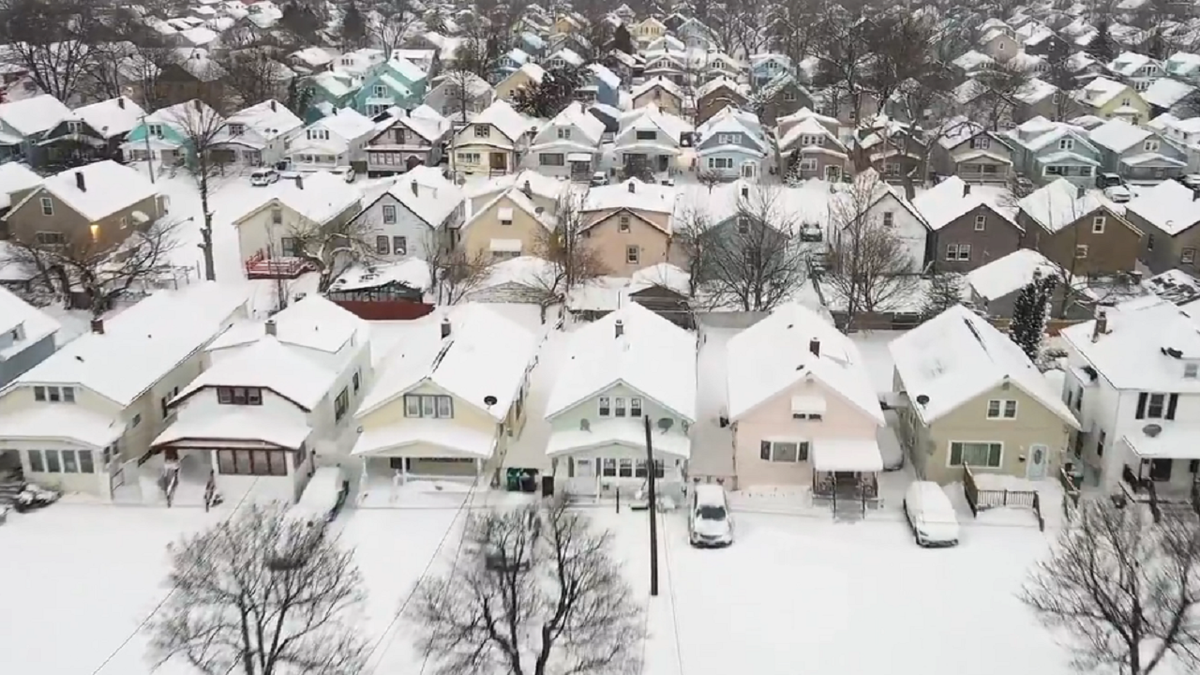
[0, 480, 24, 506]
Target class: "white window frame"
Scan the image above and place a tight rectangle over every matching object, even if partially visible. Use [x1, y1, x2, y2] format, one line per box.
[619, 214, 631, 232]
[974, 215, 986, 231]
[1058, 138, 1074, 151]
[759, 439, 811, 463]
[598, 396, 611, 416]
[881, 212, 895, 228]
[1182, 247, 1196, 264]
[626, 245, 640, 264]
[39, 197, 53, 216]
[1144, 139, 1161, 152]
[947, 441, 1003, 468]
[1092, 215, 1106, 233]
[986, 399, 1018, 420]
[1075, 244, 1089, 259]
[630, 396, 643, 418]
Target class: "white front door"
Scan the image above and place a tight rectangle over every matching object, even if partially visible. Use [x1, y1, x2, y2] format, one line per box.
[1026, 444, 1048, 480]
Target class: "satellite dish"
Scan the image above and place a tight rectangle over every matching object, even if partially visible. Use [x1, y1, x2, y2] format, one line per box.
[915, 394, 930, 406]
[580, 419, 590, 432]
[1144, 424, 1163, 438]
[657, 418, 674, 432]
[483, 395, 498, 407]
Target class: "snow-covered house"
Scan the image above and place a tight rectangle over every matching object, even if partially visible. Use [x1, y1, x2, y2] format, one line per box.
[1124, 179, 1200, 275]
[1059, 297, 1200, 493]
[964, 249, 1070, 319]
[39, 96, 145, 165]
[1003, 117, 1102, 186]
[464, 170, 566, 214]
[776, 107, 850, 181]
[0, 95, 71, 165]
[931, 119, 1014, 184]
[1141, 77, 1196, 116]
[611, 104, 694, 177]
[631, 77, 684, 118]
[423, 71, 495, 122]
[364, 105, 451, 176]
[1017, 178, 1142, 275]
[749, 53, 793, 90]
[890, 304, 1079, 485]
[351, 304, 540, 481]
[523, 101, 605, 179]
[1072, 76, 1150, 124]
[230, 171, 363, 279]
[123, 99, 224, 168]
[544, 303, 694, 496]
[286, 107, 376, 171]
[152, 296, 370, 502]
[828, 170, 930, 274]
[451, 99, 532, 176]
[1087, 118, 1187, 183]
[0, 286, 59, 387]
[577, 63, 620, 108]
[1107, 51, 1164, 92]
[912, 176, 1023, 273]
[695, 107, 768, 181]
[694, 77, 748, 126]
[352, 56, 427, 117]
[494, 62, 547, 102]
[459, 179, 557, 261]
[0, 283, 248, 500]
[210, 99, 303, 169]
[492, 48, 532, 84]
[544, 47, 584, 71]
[580, 178, 682, 275]
[350, 165, 465, 262]
[726, 302, 885, 492]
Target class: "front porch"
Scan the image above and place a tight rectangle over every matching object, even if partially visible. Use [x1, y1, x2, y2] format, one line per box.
[351, 420, 498, 486]
[1119, 429, 1200, 516]
[0, 406, 127, 499]
[210, 142, 266, 169]
[810, 438, 883, 519]
[1120, 154, 1187, 184]
[545, 420, 690, 501]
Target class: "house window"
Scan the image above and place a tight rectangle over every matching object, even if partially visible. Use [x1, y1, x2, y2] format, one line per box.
[281, 237, 299, 257]
[1185, 363, 1199, 379]
[353, 371, 361, 393]
[598, 396, 611, 416]
[1075, 244, 1089, 259]
[1092, 216, 1106, 233]
[635, 130, 657, 141]
[373, 85, 387, 97]
[948, 441, 1002, 467]
[1140, 392, 1171, 419]
[630, 397, 643, 418]
[148, 123, 164, 137]
[402, 394, 455, 418]
[1144, 139, 1161, 152]
[334, 387, 349, 421]
[1097, 431, 1106, 457]
[306, 128, 330, 141]
[393, 236, 406, 255]
[34, 385, 74, 403]
[635, 459, 665, 478]
[758, 440, 811, 462]
[457, 152, 480, 164]
[737, 217, 750, 234]
[974, 215, 986, 231]
[39, 197, 53, 216]
[539, 153, 565, 166]
[882, 212, 894, 228]
[717, 134, 737, 145]
[885, 162, 900, 176]
[382, 204, 397, 224]
[228, 123, 245, 136]
[474, 125, 491, 138]
[216, 387, 264, 405]
[271, 207, 282, 225]
[798, 158, 818, 171]
[1058, 138, 1074, 151]
[556, 127, 571, 140]
[707, 157, 733, 169]
[970, 135, 991, 149]
[614, 397, 627, 417]
[216, 449, 288, 476]
[619, 215, 631, 232]
[626, 245, 640, 264]
[986, 399, 1018, 419]
[376, 235, 389, 254]
[946, 243, 970, 261]
[1183, 248, 1196, 264]
[35, 231, 64, 246]
[782, 89, 797, 102]
[132, 413, 142, 427]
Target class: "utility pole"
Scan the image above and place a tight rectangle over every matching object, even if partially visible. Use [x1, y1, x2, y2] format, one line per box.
[141, 113, 155, 184]
[644, 414, 659, 597]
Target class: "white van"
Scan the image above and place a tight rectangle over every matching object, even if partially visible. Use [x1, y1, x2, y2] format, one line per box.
[688, 484, 733, 547]
[249, 168, 279, 186]
[903, 481, 960, 548]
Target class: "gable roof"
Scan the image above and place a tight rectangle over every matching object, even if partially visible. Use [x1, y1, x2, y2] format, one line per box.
[1125, 179, 1200, 236]
[470, 99, 530, 141]
[18, 160, 158, 222]
[0, 95, 71, 136]
[176, 335, 336, 410]
[206, 295, 366, 354]
[889, 304, 1078, 427]
[1018, 178, 1116, 233]
[966, 249, 1059, 302]
[232, 171, 360, 225]
[545, 303, 696, 421]
[1088, 118, 1153, 152]
[1061, 297, 1200, 392]
[912, 177, 1019, 232]
[581, 178, 675, 215]
[1075, 76, 1134, 108]
[461, 187, 555, 233]
[464, 169, 567, 203]
[319, 107, 376, 140]
[0, 285, 59, 362]
[387, 165, 464, 228]
[73, 96, 145, 139]
[631, 76, 683, 101]
[727, 302, 883, 424]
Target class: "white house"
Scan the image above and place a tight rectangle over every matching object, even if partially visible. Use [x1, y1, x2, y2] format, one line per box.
[350, 304, 540, 483]
[0, 286, 60, 388]
[351, 165, 465, 261]
[828, 170, 930, 274]
[286, 107, 377, 171]
[1059, 297, 1200, 495]
[522, 101, 606, 179]
[0, 283, 248, 501]
[544, 304, 695, 497]
[211, 99, 303, 168]
[611, 104, 694, 176]
[151, 296, 370, 503]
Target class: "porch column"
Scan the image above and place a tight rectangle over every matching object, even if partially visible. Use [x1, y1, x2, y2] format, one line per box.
[401, 457, 408, 485]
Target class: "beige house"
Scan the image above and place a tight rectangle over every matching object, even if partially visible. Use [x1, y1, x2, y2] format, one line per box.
[631, 78, 684, 118]
[0, 283, 249, 500]
[460, 187, 556, 261]
[632, 17, 667, 46]
[495, 63, 547, 102]
[464, 170, 567, 215]
[6, 160, 165, 254]
[350, 304, 540, 482]
[889, 305, 1079, 485]
[579, 178, 682, 275]
[452, 99, 531, 176]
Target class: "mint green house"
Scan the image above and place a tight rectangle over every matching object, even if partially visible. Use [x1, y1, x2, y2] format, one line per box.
[121, 100, 224, 167]
[305, 71, 360, 123]
[352, 57, 428, 118]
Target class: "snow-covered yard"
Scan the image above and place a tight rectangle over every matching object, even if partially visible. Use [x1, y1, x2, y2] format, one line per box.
[0, 499, 1077, 675]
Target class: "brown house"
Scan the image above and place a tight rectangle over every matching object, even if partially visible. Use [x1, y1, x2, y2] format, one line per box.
[579, 179, 682, 275]
[755, 73, 814, 125]
[7, 160, 165, 254]
[913, 177, 1024, 273]
[153, 56, 227, 111]
[1124, 179, 1200, 275]
[1016, 178, 1142, 276]
[695, 77, 747, 125]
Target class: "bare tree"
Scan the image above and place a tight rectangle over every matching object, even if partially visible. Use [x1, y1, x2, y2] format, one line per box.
[367, 0, 422, 59]
[825, 172, 920, 329]
[769, 0, 822, 84]
[811, 6, 872, 123]
[289, 213, 382, 292]
[0, 0, 103, 102]
[425, 232, 496, 304]
[529, 193, 608, 305]
[150, 502, 369, 675]
[972, 61, 1031, 131]
[699, 186, 808, 312]
[215, 26, 293, 108]
[166, 100, 228, 281]
[671, 204, 710, 298]
[1021, 500, 1200, 675]
[411, 499, 643, 675]
[7, 217, 181, 316]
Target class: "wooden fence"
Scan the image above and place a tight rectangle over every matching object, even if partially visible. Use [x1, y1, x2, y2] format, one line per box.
[963, 465, 1045, 531]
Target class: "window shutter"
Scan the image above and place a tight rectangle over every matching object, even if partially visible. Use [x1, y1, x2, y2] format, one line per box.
[1136, 392, 1148, 419]
[798, 442, 810, 462]
[1167, 393, 1179, 420]
[760, 441, 771, 460]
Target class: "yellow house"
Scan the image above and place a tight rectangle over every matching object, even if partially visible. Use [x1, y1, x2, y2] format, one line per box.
[452, 99, 532, 176]
[1073, 77, 1150, 125]
[631, 77, 685, 117]
[632, 17, 667, 45]
[461, 188, 557, 261]
[580, 178, 685, 275]
[495, 63, 547, 102]
[351, 305, 540, 482]
[553, 14, 582, 35]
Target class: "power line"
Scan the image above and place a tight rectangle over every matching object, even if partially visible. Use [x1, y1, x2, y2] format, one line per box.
[90, 477, 262, 675]
[658, 511, 686, 675]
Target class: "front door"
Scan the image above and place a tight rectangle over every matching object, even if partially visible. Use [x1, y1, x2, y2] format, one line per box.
[489, 152, 506, 172]
[741, 161, 755, 178]
[1026, 444, 1048, 480]
[825, 164, 841, 182]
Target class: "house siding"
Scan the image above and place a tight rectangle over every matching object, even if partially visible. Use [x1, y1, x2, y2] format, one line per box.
[354, 192, 449, 261]
[462, 194, 547, 260]
[932, 205, 1024, 273]
[583, 208, 680, 275]
[7, 191, 163, 252]
[1127, 211, 1200, 274]
[1019, 208, 1141, 275]
[0, 334, 56, 387]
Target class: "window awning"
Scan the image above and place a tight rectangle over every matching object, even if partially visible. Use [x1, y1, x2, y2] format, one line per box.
[497, 207, 514, 221]
[489, 238, 522, 252]
[790, 395, 827, 414]
[812, 439, 883, 472]
[567, 152, 592, 162]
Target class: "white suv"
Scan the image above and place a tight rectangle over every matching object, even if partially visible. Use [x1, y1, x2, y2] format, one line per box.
[688, 484, 733, 547]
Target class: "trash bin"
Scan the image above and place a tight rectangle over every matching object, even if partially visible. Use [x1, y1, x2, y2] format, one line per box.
[505, 468, 521, 492]
[541, 475, 554, 498]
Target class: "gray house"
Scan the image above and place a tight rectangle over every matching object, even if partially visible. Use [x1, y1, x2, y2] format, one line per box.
[1003, 117, 1102, 186]
[349, 166, 465, 262]
[0, 286, 60, 387]
[1087, 118, 1188, 184]
[1125, 179, 1200, 274]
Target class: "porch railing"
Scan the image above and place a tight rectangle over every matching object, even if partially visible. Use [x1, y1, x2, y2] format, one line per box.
[963, 465, 1045, 531]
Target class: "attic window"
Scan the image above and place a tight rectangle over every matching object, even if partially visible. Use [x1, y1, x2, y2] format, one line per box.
[1092, 216, 1106, 234]
[556, 127, 571, 140]
[1058, 138, 1074, 151]
[636, 130, 656, 141]
[148, 123, 163, 137]
[1144, 139, 1161, 153]
[737, 216, 750, 234]
[306, 128, 330, 141]
[1185, 363, 1199, 379]
[66, 120, 81, 134]
[790, 395, 826, 420]
[783, 89, 797, 102]
[619, 214, 631, 232]
[970, 135, 990, 149]
[228, 123, 245, 136]
[974, 215, 986, 231]
[474, 125, 491, 138]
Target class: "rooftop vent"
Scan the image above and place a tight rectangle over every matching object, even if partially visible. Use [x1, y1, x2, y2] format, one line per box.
[915, 394, 930, 406]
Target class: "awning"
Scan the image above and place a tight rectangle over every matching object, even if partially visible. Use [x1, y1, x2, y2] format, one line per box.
[812, 439, 883, 472]
[567, 152, 592, 162]
[153, 410, 311, 450]
[497, 207, 514, 221]
[546, 419, 691, 459]
[489, 238, 522, 252]
[0, 407, 125, 449]
[790, 395, 827, 415]
[1123, 427, 1200, 461]
[352, 421, 496, 459]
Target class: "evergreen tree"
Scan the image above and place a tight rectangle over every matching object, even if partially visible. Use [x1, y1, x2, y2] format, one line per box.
[921, 273, 963, 321]
[285, 77, 314, 118]
[1009, 271, 1057, 362]
[340, 2, 368, 48]
[1088, 18, 1115, 64]
[512, 66, 584, 118]
[613, 24, 634, 54]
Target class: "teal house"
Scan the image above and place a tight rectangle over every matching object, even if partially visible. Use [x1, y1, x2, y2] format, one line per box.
[304, 71, 360, 123]
[121, 99, 224, 168]
[352, 56, 427, 117]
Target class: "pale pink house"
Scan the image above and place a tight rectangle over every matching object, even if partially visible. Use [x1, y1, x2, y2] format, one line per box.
[725, 303, 885, 497]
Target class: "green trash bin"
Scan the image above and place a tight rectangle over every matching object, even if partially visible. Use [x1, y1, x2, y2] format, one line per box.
[505, 468, 521, 491]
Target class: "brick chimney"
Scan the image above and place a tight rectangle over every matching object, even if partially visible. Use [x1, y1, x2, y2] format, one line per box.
[440, 317, 451, 338]
[615, 318, 624, 338]
[809, 337, 820, 356]
[627, 180, 636, 193]
[117, 97, 125, 109]
[963, 182, 971, 197]
[90, 318, 104, 334]
[1092, 311, 1108, 343]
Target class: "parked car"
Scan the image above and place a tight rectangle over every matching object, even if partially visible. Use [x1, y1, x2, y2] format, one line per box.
[688, 484, 733, 547]
[1104, 184, 1133, 203]
[590, 171, 609, 186]
[1095, 172, 1125, 190]
[330, 166, 357, 183]
[1177, 174, 1200, 189]
[250, 168, 279, 186]
[903, 481, 960, 548]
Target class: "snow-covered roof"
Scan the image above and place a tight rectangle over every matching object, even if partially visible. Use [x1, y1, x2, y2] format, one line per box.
[966, 249, 1059, 301]
[631, 76, 683, 101]
[291, 46, 335, 68]
[391, 106, 449, 142]
[727, 303, 882, 424]
[331, 258, 431, 292]
[582, 178, 675, 215]
[1061, 297, 1200, 392]
[547, 47, 583, 67]
[463, 186, 555, 233]
[470, 99, 530, 141]
[545, 303, 696, 421]
[224, 99, 302, 141]
[177, 335, 335, 410]
[0, 285, 59, 362]
[628, 262, 690, 296]
[1075, 76, 1131, 108]
[1088, 118, 1153, 153]
[0, 161, 41, 208]
[513, 61, 547, 86]
[614, 103, 693, 150]
[319, 107, 376, 141]
[208, 295, 365, 355]
[1125, 179, 1200, 236]
[540, 101, 605, 146]
[1108, 51, 1156, 77]
[464, 169, 566, 204]
[588, 62, 620, 89]
[73, 96, 145, 139]
[231, 171, 360, 226]
[0, 404, 125, 448]
[952, 50, 995, 72]
[388, 54, 426, 83]
[145, 99, 223, 134]
[912, 177, 1019, 232]
[0, 95, 70, 137]
[1013, 77, 1058, 105]
[154, 407, 310, 449]
[889, 304, 1079, 427]
[20, 160, 157, 222]
[695, 76, 744, 101]
[1142, 77, 1196, 109]
[388, 165, 464, 229]
[14, 283, 247, 407]
[1018, 178, 1112, 233]
[358, 304, 540, 421]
